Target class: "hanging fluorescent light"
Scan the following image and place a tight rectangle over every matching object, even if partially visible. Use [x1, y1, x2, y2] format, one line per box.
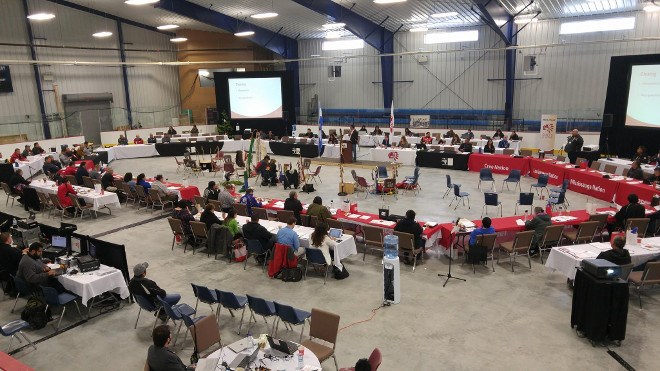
[322, 39, 364, 51]
[251, 12, 278, 19]
[424, 30, 478, 44]
[234, 31, 255, 37]
[409, 26, 429, 32]
[157, 24, 179, 30]
[559, 16, 635, 35]
[373, 0, 407, 3]
[27, 13, 55, 21]
[644, 4, 660, 11]
[322, 23, 345, 29]
[431, 12, 458, 18]
[494, 19, 507, 26]
[125, 0, 159, 5]
[325, 31, 343, 39]
[170, 37, 188, 42]
[198, 70, 210, 77]
[514, 17, 539, 24]
[93, 31, 113, 38]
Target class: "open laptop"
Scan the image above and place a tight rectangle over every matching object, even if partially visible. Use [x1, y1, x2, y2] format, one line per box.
[328, 228, 343, 238]
[267, 335, 296, 356]
[227, 338, 251, 353]
[228, 347, 259, 370]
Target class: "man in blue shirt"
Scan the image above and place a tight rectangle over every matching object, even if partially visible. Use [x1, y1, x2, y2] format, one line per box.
[469, 217, 496, 247]
[239, 188, 263, 216]
[276, 217, 304, 256]
[498, 137, 510, 148]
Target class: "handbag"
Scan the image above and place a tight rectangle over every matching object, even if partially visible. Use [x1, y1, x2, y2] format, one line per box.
[378, 206, 389, 219]
[232, 239, 247, 262]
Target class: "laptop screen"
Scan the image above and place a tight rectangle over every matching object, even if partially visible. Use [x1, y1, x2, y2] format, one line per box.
[52, 235, 67, 248]
[329, 228, 342, 238]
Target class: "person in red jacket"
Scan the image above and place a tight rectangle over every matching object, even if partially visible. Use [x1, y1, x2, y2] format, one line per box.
[133, 135, 144, 144]
[57, 178, 77, 213]
[9, 148, 26, 163]
[58, 163, 77, 177]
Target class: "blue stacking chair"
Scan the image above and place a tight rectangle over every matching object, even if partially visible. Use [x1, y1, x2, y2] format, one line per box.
[549, 191, 568, 211]
[303, 248, 330, 284]
[216, 290, 248, 334]
[443, 174, 460, 198]
[403, 167, 421, 195]
[191, 283, 220, 318]
[156, 296, 197, 346]
[246, 294, 277, 334]
[41, 286, 82, 332]
[10, 275, 33, 313]
[481, 192, 502, 217]
[501, 169, 521, 191]
[1, 319, 36, 352]
[550, 179, 571, 206]
[376, 166, 388, 179]
[515, 192, 534, 215]
[133, 294, 161, 330]
[273, 301, 311, 343]
[530, 174, 550, 197]
[478, 168, 496, 191]
[449, 184, 470, 210]
[244, 240, 271, 272]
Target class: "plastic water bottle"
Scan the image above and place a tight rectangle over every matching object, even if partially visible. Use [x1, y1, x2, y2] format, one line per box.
[330, 200, 334, 210]
[523, 210, 529, 222]
[297, 345, 304, 369]
[384, 234, 399, 259]
[247, 331, 254, 348]
[12, 218, 17, 228]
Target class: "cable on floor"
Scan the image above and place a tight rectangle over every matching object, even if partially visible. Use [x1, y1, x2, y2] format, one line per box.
[338, 304, 385, 333]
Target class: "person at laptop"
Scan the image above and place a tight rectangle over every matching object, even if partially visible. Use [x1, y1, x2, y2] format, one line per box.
[597, 235, 631, 265]
[394, 210, 425, 264]
[129, 262, 181, 319]
[310, 224, 335, 266]
[17, 242, 65, 292]
[277, 217, 304, 256]
[147, 325, 195, 371]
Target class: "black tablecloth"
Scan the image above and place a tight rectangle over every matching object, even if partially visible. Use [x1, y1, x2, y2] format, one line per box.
[571, 268, 629, 342]
[269, 142, 319, 158]
[155, 141, 226, 157]
[415, 151, 470, 170]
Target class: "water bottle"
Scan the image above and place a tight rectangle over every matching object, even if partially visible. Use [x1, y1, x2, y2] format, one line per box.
[384, 234, 399, 259]
[478, 146, 482, 154]
[297, 345, 304, 369]
[523, 210, 529, 222]
[330, 200, 334, 210]
[247, 331, 254, 348]
[12, 218, 17, 228]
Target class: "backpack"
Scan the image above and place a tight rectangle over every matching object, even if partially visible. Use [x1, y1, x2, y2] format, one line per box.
[21, 296, 51, 330]
[302, 183, 315, 193]
[280, 266, 303, 282]
[333, 265, 350, 280]
[467, 244, 488, 265]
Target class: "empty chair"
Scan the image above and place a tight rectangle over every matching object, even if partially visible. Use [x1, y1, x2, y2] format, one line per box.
[449, 184, 470, 210]
[135, 184, 151, 209]
[187, 314, 222, 357]
[376, 166, 388, 179]
[216, 290, 248, 334]
[443, 175, 460, 199]
[277, 210, 295, 223]
[244, 239, 271, 271]
[194, 195, 206, 207]
[497, 230, 535, 272]
[10, 275, 32, 313]
[190, 283, 220, 316]
[481, 192, 502, 217]
[402, 167, 421, 195]
[520, 149, 533, 157]
[167, 217, 190, 252]
[307, 166, 322, 184]
[619, 263, 635, 281]
[575, 157, 588, 167]
[548, 191, 568, 211]
[121, 183, 138, 206]
[156, 296, 197, 346]
[1, 319, 36, 353]
[362, 226, 384, 261]
[588, 213, 609, 242]
[515, 192, 534, 215]
[562, 221, 600, 244]
[189, 221, 208, 254]
[36, 191, 53, 217]
[502, 148, 515, 155]
[478, 168, 496, 191]
[246, 294, 277, 334]
[303, 248, 330, 284]
[355, 177, 374, 198]
[301, 308, 341, 370]
[603, 164, 617, 174]
[41, 285, 82, 332]
[350, 169, 359, 183]
[2, 182, 19, 207]
[251, 207, 269, 221]
[82, 176, 94, 189]
[537, 225, 565, 264]
[549, 179, 570, 206]
[501, 169, 521, 191]
[68, 194, 95, 219]
[556, 155, 566, 162]
[590, 161, 601, 170]
[381, 178, 398, 200]
[233, 203, 248, 217]
[628, 262, 660, 309]
[133, 294, 161, 330]
[626, 218, 650, 238]
[530, 174, 549, 197]
[273, 301, 311, 342]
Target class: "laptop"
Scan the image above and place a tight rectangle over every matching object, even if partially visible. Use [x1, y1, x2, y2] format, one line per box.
[267, 335, 296, 356]
[329, 228, 343, 238]
[228, 347, 259, 370]
[228, 338, 251, 353]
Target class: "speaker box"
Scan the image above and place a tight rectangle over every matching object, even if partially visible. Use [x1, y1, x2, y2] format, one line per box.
[603, 114, 613, 128]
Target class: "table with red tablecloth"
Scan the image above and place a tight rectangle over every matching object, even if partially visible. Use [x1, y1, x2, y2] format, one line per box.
[528, 158, 571, 186]
[147, 179, 200, 201]
[613, 180, 660, 206]
[564, 168, 619, 203]
[467, 153, 530, 175]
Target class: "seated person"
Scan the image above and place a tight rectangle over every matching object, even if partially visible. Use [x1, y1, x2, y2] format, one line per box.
[151, 175, 178, 202]
[458, 138, 473, 153]
[626, 161, 644, 180]
[648, 167, 660, 183]
[498, 137, 510, 149]
[218, 184, 236, 213]
[117, 135, 128, 145]
[172, 201, 195, 238]
[461, 129, 474, 139]
[277, 217, 304, 256]
[89, 163, 102, 180]
[223, 209, 243, 242]
[21, 145, 31, 159]
[32, 142, 45, 155]
[398, 136, 411, 149]
[17, 242, 65, 292]
[58, 163, 77, 177]
[136, 173, 151, 195]
[359, 125, 368, 133]
[307, 196, 332, 224]
[235, 151, 245, 168]
[101, 167, 118, 192]
[421, 132, 434, 145]
[147, 325, 195, 371]
[190, 125, 199, 135]
[328, 132, 339, 144]
[597, 235, 631, 265]
[162, 135, 171, 143]
[371, 126, 383, 135]
[255, 155, 270, 177]
[483, 139, 496, 154]
[381, 133, 391, 147]
[8, 169, 30, 196]
[310, 224, 336, 266]
[204, 181, 220, 202]
[405, 128, 415, 137]
[305, 128, 314, 138]
[9, 148, 26, 163]
[445, 129, 455, 138]
[525, 207, 552, 255]
[243, 215, 276, 253]
[509, 131, 520, 140]
[147, 134, 156, 144]
[167, 126, 177, 135]
[469, 217, 496, 249]
[262, 159, 278, 186]
[284, 191, 304, 225]
[0, 233, 26, 279]
[124, 172, 137, 193]
[394, 210, 424, 264]
[133, 135, 144, 144]
[42, 155, 61, 177]
[451, 134, 461, 145]
[59, 148, 72, 166]
[607, 193, 646, 233]
[199, 203, 222, 230]
[129, 262, 181, 310]
[633, 145, 649, 164]
[266, 130, 275, 140]
[57, 177, 77, 214]
[75, 161, 89, 185]
[239, 188, 263, 216]
[493, 129, 505, 139]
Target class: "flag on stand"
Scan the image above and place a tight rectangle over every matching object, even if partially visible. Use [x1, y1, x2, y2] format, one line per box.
[389, 101, 394, 135]
[318, 101, 324, 156]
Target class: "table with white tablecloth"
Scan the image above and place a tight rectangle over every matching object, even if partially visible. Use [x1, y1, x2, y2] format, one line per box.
[370, 147, 418, 166]
[30, 180, 121, 212]
[13, 154, 52, 178]
[320, 144, 341, 158]
[545, 237, 660, 280]
[201, 338, 321, 371]
[95, 144, 159, 162]
[594, 158, 656, 176]
[57, 264, 129, 306]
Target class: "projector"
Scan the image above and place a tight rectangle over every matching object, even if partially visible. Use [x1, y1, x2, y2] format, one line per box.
[580, 259, 622, 279]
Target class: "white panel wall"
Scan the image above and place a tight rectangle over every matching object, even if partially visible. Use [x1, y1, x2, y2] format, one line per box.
[514, 11, 660, 122]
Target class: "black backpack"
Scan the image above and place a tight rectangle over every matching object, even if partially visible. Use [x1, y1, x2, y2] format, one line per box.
[21, 296, 51, 330]
[280, 267, 303, 282]
[467, 244, 488, 265]
[302, 183, 315, 193]
[333, 265, 350, 280]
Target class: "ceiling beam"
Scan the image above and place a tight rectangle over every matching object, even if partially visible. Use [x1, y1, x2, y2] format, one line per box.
[472, 0, 513, 46]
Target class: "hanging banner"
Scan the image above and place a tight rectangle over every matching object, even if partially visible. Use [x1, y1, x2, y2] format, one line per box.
[409, 115, 430, 128]
[539, 114, 557, 152]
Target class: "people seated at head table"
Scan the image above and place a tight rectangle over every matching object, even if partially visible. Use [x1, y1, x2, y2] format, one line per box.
[117, 135, 128, 145]
[627, 161, 644, 180]
[444, 129, 455, 138]
[243, 214, 276, 254]
[498, 137, 510, 148]
[525, 207, 552, 255]
[328, 132, 339, 144]
[204, 180, 220, 202]
[167, 126, 177, 135]
[633, 145, 649, 164]
[493, 129, 505, 139]
[405, 128, 415, 137]
[199, 203, 222, 230]
[397, 136, 410, 149]
[381, 132, 391, 147]
[359, 125, 368, 132]
[152, 174, 178, 202]
[133, 135, 144, 144]
[147, 133, 157, 144]
[75, 161, 90, 185]
[607, 193, 646, 234]
[597, 235, 632, 265]
[42, 155, 61, 178]
[21, 145, 32, 159]
[31, 142, 45, 155]
[307, 196, 332, 224]
[239, 188, 263, 216]
[284, 191, 304, 225]
[306, 128, 314, 138]
[451, 134, 461, 145]
[509, 131, 519, 140]
[129, 262, 181, 313]
[266, 130, 275, 140]
[310, 224, 336, 266]
[10, 148, 26, 163]
[218, 184, 236, 213]
[394, 210, 425, 264]
[469, 217, 496, 248]
[172, 200, 195, 238]
[8, 169, 30, 196]
[461, 129, 474, 140]
[124, 172, 136, 192]
[421, 132, 434, 145]
[458, 138, 473, 153]
[483, 139, 496, 154]
[371, 126, 383, 135]
[136, 173, 151, 194]
[277, 216, 304, 256]
[101, 167, 118, 192]
[17, 242, 66, 293]
[190, 124, 199, 135]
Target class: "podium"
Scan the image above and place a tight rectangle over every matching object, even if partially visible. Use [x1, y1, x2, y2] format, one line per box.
[340, 141, 353, 164]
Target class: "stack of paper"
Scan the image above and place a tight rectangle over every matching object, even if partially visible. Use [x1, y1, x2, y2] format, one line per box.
[515, 219, 525, 226]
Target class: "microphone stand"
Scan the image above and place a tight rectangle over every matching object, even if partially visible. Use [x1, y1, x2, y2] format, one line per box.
[438, 227, 466, 287]
[338, 141, 347, 196]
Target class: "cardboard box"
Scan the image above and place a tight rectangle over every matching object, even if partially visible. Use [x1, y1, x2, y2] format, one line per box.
[339, 182, 355, 194]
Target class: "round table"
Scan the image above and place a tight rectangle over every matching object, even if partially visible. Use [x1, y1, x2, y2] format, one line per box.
[206, 340, 321, 370]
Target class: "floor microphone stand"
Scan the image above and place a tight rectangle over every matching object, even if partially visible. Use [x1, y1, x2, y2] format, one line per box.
[438, 232, 466, 287]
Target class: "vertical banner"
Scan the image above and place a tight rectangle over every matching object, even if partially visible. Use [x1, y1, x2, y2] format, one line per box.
[389, 101, 394, 135]
[539, 114, 557, 152]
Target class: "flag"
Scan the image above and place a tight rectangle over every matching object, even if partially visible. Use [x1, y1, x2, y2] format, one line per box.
[389, 100, 394, 135]
[318, 101, 324, 155]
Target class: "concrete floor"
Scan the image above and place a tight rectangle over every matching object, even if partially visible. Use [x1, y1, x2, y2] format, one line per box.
[1, 147, 658, 371]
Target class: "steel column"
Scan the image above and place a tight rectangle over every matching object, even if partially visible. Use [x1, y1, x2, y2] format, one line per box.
[116, 21, 133, 128]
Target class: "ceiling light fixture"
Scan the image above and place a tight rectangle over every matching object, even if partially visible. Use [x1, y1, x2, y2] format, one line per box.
[125, 0, 159, 5]
[234, 31, 255, 37]
[322, 39, 364, 51]
[325, 31, 343, 39]
[198, 70, 210, 77]
[157, 24, 179, 30]
[424, 30, 478, 44]
[27, 13, 55, 21]
[559, 16, 635, 34]
[170, 37, 188, 42]
[494, 19, 507, 26]
[251, 12, 278, 19]
[92, 31, 113, 38]
[322, 23, 345, 29]
[373, 0, 407, 3]
[430, 12, 458, 18]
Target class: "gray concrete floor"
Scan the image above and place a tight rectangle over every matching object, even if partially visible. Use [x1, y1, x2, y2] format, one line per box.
[1, 148, 658, 370]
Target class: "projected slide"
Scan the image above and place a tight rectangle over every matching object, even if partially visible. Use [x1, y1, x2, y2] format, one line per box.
[228, 77, 283, 119]
[626, 65, 660, 128]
